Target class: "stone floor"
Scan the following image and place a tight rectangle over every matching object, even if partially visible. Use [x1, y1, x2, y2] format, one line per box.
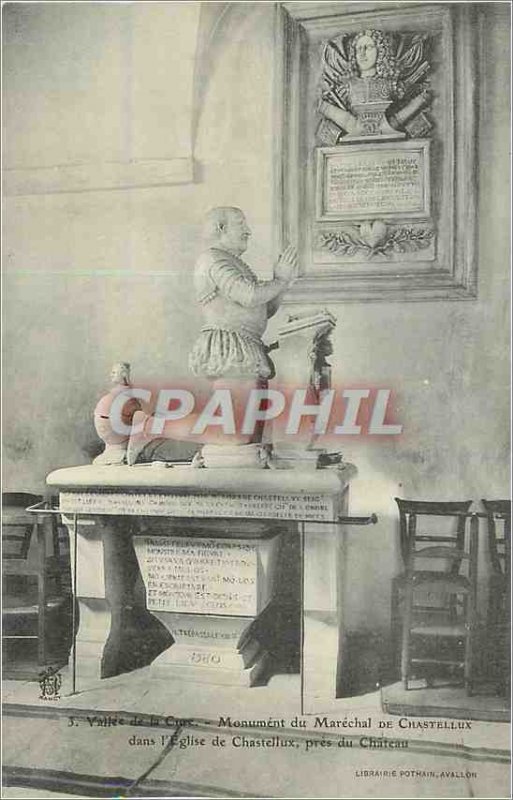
[2, 667, 511, 799]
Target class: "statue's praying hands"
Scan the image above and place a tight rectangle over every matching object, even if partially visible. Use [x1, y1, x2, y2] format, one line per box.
[274, 244, 298, 283]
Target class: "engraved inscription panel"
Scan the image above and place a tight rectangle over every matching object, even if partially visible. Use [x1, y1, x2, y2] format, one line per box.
[59, 490, 335, 520]
[326, 152, 422, 213]
[316, 141, 430, 221]
[138, 536, 258, 615]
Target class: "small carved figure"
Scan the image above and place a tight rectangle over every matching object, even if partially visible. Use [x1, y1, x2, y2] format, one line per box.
[93, 362, 142, 465]
[317, 29, 432, 143]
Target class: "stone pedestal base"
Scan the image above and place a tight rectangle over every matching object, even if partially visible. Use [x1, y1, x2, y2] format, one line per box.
[133, 529, 280, 687]
[148, 613, 270, 686]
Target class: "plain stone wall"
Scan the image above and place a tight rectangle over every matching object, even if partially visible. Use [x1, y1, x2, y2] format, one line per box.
[3, 3, 510, 630]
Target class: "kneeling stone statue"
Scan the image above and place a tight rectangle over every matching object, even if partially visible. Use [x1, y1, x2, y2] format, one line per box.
[94, 209, 297, 468]
[188, 207, 297, 467]
[189, 206, 297, 384]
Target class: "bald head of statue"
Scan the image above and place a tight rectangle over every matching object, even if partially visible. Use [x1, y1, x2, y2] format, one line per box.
[203, 207, 252, 256]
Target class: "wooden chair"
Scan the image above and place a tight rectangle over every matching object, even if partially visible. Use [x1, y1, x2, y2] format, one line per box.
[2, 493, 71, 678]
[391, 499, 472, 670]
[392, 498, 477, 693]
[482, 499, 511, 696]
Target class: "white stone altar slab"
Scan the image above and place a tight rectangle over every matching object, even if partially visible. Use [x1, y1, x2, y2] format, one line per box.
[48, 463, 356, 521]
[48, 464, 355, 493]
[59, 490, 338, 521]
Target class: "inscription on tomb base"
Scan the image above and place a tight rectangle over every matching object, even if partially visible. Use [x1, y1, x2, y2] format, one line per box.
[59, 490, 336, 520]
[135, 536, 261, 616]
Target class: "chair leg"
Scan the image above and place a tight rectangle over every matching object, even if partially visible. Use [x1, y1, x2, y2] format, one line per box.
[448, 592, 458, 623]
[390, 581, 401, 676]
[464, 629, 473, 696]
[400, 642, 409, 691]
[36, 521, 47, 667]
[465, 516, 478, 696]
[487, 581, 497, 629]
[401, 580, 414, 691]
[50, 516, 64, 595]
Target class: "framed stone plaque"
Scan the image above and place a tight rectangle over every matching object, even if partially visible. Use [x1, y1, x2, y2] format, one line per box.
[275, 2, 478, 302]
[316, 141, 431, 221]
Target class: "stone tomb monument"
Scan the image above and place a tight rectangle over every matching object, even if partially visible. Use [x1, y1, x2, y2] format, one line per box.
[50, 463, 357, 709]
[48, 208, 360, 708]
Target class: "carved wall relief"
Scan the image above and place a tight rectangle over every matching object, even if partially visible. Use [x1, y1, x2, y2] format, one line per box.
[317, 29, 432, 145]
[317, 223, 435, 260]
[276, 4, 478, 302]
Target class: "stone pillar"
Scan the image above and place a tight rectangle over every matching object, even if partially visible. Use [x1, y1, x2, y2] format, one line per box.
[63, 514, 108, 685]
[302, 487, 350, 712]
[63, 512, 171, 685]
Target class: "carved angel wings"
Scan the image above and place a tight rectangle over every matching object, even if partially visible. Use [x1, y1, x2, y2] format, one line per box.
[317, 30, 432, 142]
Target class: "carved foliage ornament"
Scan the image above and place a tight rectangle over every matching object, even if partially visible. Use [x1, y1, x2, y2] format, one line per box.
[317, 29, 433, 144]
[318, 221, 434, 258]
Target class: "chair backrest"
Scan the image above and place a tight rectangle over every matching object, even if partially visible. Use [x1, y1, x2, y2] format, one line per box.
[395, 497, 474, 574]
[2, 492, 42, 561]
[395, 497, 472, 564]
[2, 492, 42, 509]
[482, 499, 511, 582]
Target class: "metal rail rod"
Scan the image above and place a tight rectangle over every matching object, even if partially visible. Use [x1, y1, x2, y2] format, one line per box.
[26, 501, 509, 522]
[26, 501, 379, 527]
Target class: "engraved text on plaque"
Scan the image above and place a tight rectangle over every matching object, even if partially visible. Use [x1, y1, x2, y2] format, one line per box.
[316, 141, 430, 220]
[137, 536, 259, 615]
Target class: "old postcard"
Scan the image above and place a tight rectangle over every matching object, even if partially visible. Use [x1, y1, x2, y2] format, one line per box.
[2, 1, 511, 798]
